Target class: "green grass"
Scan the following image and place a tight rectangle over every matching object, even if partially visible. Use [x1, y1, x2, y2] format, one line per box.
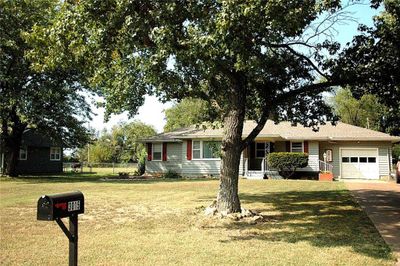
[0, 175, 395, 265]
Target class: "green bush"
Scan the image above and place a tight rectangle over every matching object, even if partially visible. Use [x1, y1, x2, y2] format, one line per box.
[137, 158, 146, 176]
[163, 170, 182, 179]
[267, 152, 308, 179]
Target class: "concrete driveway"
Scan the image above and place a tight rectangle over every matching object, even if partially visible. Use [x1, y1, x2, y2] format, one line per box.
[345, 181, 400, 265]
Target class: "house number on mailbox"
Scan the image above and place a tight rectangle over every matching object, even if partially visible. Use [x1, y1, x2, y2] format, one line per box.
[68, 201, 80, 212]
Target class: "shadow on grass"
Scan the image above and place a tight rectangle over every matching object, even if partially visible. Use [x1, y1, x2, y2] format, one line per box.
[218, 189, 393, 260]
[0, 173, 218, 184]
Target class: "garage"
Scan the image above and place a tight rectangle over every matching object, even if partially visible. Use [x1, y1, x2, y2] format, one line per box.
[341, 148, 379, 179]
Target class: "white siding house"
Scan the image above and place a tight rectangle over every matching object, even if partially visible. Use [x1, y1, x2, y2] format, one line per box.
[143, 120, 399, 180]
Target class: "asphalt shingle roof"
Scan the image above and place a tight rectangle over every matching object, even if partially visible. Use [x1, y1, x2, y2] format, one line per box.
[142, 120, 400, 143]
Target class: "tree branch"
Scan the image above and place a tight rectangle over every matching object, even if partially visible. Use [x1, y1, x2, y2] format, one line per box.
[268, 43, 329, 79]
[241, 107, 270, 150]
[273, 78, 359, 104]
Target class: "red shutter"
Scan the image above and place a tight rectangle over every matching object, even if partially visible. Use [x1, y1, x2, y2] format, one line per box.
[162, 142, 167, 161]
[304, 141, 309, 154]
[187, 140, 192, 160]
[286, 141, 291, 152]
[147, 143, 152, 161]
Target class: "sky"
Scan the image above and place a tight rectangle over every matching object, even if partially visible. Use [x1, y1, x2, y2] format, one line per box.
[89, 95, 173, 134]
[87, 3, 381, 134]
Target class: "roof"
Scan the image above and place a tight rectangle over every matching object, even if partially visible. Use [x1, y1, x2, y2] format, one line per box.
[142, 120, 400, 143]
[21, 129, 62, 147]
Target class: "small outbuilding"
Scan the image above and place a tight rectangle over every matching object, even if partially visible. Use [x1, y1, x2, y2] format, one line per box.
[0, 129, 63, 175]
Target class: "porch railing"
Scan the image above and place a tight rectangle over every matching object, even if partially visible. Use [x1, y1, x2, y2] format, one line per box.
[243, 158, 268, 175]
[319, 160, 333, 173]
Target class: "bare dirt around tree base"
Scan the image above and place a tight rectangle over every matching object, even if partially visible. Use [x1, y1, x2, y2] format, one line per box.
[204, 200, 272, 224]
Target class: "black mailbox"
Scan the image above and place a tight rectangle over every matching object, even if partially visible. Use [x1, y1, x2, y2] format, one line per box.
[37, 191, 84, 221]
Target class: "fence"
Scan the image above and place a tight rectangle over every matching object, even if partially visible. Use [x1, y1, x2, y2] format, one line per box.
[63, 162, 138, 174]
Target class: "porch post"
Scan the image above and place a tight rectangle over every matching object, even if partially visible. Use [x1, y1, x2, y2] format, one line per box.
[261, 158, 265, 173]
[244, 158, 248, 176]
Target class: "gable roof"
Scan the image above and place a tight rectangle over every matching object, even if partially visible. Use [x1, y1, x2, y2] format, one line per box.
[21, 129, 62, 147]
[142, 120, 400, 143]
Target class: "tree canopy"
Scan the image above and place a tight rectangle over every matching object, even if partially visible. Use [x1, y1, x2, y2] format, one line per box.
[332, 0, 400, 135]
[330, 87, 388, 132]
[28, 1, 399, 213]
[164, 98, 216, 132]
[0, 0, 92, 176]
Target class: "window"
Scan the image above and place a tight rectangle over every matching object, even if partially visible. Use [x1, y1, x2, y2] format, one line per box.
[203, 141, 219, 159]
[256, 143, 264, 158]
[193, 141, 201, 159]
[342, 157, 376, 163]
[350, 157, 358, 163]
[291, 142, 303, 152]
[255, 142, 270, 158]
[192, 141, 221, 159]
[325, 149, 333, 162]
[50, 147, 61, 161]
[359, 157, 367, 163]
[19, 147, 27, 160]
[152, 143, 162, 161]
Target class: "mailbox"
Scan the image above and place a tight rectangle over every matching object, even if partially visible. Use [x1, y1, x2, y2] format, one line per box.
[37, 191, 84, 221]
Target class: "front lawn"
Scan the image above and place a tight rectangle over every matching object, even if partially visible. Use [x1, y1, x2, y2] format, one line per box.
[0, 176, 395, 265]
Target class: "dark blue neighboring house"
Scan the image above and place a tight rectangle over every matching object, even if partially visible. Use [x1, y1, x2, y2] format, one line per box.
[0, 129, 63, 174]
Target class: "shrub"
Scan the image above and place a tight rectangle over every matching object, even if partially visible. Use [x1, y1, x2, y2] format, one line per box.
[162, 170, 182, 179]
[267, 152, 308, 179]
[118, 172, 129, 179]
[137, 154, 146, 175]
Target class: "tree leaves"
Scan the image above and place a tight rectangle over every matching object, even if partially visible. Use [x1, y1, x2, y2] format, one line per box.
[1, 0, 91, 148]
[332, 0, 400, 135]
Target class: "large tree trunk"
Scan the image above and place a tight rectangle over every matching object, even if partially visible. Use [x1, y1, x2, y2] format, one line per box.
[2, 108, 27, 177]
[216, 79, 246, 214]
[6, 138, 21, 177]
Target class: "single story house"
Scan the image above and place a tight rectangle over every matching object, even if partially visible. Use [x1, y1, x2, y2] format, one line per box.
[142, 120, 400, 180]
[0, 129, 63, 174]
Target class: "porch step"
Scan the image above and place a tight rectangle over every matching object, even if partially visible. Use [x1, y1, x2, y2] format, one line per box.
[245, 171, 265, 180]
[244, 170, 284, 180]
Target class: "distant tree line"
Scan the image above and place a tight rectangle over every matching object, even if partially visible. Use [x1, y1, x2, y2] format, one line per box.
[67, 121, 156, 164]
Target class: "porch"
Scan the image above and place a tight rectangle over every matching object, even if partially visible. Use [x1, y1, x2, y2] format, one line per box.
[241, 140, 333, 179]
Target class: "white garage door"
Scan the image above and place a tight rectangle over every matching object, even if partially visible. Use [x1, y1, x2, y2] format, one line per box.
[341, 149, 379, 179]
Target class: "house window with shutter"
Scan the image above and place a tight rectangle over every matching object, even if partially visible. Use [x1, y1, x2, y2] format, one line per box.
[291, 142, 304, 152]
[152, 143, 162, 161]
[192, 141, 201, 159]
[50, 147, 61, 161]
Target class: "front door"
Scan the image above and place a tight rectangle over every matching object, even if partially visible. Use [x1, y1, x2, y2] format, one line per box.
[248, 142, 270, 171]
